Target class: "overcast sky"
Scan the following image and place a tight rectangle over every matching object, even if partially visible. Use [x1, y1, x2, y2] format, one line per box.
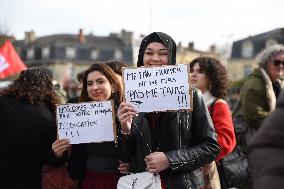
[1, 0, 283, 51]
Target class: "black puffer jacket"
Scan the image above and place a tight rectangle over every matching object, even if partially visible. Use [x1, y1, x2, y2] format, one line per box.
[118, 88, 220, 189]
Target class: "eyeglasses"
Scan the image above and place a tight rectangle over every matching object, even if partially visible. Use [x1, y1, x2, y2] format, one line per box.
[272, 60, 284, 67]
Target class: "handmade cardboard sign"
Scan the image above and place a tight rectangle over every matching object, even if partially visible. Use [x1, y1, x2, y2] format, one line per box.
[123, 64, 191, 112]
[56, 101, 115, 144]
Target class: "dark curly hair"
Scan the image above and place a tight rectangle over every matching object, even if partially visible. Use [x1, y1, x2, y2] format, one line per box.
[0, 68, 59, 112]
[80, 63, 123, 105]
[189, 56, 228, 98]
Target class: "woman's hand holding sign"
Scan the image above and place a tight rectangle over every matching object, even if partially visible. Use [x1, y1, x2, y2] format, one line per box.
[118, 102, 138, 134]
[52, 139, 71, 158]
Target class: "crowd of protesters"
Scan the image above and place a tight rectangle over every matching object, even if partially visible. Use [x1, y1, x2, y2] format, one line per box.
[0, 32, 284, 189]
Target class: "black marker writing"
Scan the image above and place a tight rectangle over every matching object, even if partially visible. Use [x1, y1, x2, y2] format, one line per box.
[58, 104, 87, 113]
[155, 67, 181, 76]
[90, 102, 103, 109]
[75, 111, 90, 116]
[160, 86, 185, 97]
[58, 120, 98, 130]
[126, 72, 137, 80]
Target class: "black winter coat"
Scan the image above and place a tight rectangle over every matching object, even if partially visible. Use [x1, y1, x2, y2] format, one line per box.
[117, 88, 220, 189]
[249, 92, 284, 189]
[0, 95, 57, 189]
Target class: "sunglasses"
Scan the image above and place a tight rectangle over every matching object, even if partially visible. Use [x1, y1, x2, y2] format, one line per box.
[272, 60, 284, 67]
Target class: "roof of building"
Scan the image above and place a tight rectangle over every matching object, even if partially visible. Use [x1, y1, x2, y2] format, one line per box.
[231, 28, 284, 58]
[13, 31, 134, 65]
[14, 34, 127, 48]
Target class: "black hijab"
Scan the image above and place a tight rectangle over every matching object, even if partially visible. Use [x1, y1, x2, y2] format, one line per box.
[136, 32, 179, 151]
[137, 32, 177, 67]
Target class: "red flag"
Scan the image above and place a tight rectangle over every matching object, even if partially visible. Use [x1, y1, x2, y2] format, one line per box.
[0, 40, 27, 79]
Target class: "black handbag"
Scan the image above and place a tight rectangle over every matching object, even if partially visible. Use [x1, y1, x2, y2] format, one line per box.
[216, 146, 251, 188]
[209, 100, 251, 188]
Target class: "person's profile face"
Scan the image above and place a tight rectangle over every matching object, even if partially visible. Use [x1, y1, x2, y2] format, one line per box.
[190, 63, 209, 93]
[267, 53, 284, 82]
[143, 42, 169, 67]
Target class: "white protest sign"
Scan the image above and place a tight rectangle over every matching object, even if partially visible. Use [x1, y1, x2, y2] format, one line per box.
[56, 101, 114, 144]
[123, 64, 191, 112]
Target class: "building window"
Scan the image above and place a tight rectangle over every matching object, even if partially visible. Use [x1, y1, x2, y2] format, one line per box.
[241, 41, 253, 58]
[114, 48, 122, 59]
[91, 49, 99, 60]
[42, 47, 50, 58]
[266, 39, 277, 48]
[66, 47, 76, 59]
[27, 48, 34, 59]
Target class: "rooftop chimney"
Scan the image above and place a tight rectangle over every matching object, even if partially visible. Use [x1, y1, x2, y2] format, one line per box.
[79, 29, 85, 43]
[177, 42, 182, 49]
[24, 30, 36, 44]
[188, 42, 194, 51]
[120, 29, 133, 46]
[210, 44, 216, 53]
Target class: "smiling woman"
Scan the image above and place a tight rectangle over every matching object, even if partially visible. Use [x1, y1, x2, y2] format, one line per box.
[143, 42, 169, 66]
[86, 71, 112, 101]
[117, 32, 220, 189]
[51, 63, 130, 189]
[80, 64, 122, 103]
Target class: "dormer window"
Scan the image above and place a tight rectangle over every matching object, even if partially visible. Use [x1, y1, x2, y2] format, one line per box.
[266, 39, 277, 48]
[66, 47, 76, 59]
[91, 49, 99, 60]
[27, 48, 34, 59]
[42, 47, 50, 58]
[114, 48, 122, 59]
[241, 41, 253, 58]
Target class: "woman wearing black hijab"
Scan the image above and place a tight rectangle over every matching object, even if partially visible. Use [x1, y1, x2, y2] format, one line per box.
[117, 32, 220, 189]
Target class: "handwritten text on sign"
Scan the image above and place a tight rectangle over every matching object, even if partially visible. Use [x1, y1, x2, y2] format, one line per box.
[123, 64, 190, 112]
[57, 101, 114, 144]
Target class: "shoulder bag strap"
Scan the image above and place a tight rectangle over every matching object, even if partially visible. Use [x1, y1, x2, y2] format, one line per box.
[209, 99, 218, 118]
